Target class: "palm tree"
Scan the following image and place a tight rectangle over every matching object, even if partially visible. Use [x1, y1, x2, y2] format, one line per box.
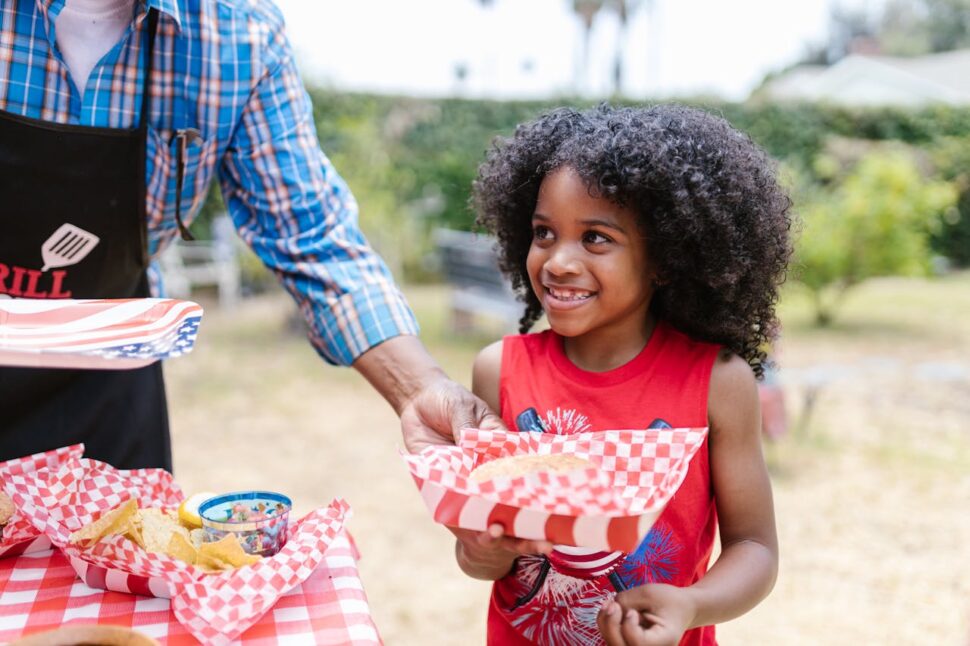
[573, 0, 606, 94]
[605, 0, 656, 97]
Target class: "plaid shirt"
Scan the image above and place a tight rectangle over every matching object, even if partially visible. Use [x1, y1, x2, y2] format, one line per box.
[0, 0, 418, 365]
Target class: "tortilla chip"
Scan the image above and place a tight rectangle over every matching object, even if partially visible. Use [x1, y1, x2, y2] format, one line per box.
[69, 499, 139, 546]
[124, 518, 146, 549]
[199, 534, 261, 568]
[139, 508, 190, 554]
[0, 490, 15, 527]
[165, 532, 198, 566]
[189, 528, 206, 549]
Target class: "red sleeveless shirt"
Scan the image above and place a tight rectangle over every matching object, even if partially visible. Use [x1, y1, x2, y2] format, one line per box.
[487, 321, 721, 646]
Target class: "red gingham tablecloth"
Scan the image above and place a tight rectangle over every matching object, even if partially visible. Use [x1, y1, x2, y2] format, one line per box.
[0, 532, 382, 645]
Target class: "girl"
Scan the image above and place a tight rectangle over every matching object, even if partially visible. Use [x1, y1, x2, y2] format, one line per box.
[455, 104, 792, 646]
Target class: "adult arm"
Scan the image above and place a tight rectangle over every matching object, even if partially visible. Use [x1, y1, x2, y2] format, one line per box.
[215, 8, 503, 448]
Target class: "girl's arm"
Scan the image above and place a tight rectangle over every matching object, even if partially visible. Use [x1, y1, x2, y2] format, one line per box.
[471, 340, 503, 414]
[599, 351, 778, 642]
[454, 341, 554, 581]
[684, 350, 779, 625]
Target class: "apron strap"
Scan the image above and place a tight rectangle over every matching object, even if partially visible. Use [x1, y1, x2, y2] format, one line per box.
[139, 8, 159, 132]
[138, 8, 194, 241]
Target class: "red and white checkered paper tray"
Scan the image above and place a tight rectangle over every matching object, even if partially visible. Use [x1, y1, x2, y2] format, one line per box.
[3, 454, 351, 645]
[403, 427, 707, 553]
[0, 444, 84, 559]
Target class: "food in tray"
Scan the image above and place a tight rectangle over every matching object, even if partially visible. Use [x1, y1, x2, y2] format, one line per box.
[10, 624, 160, 646]
[0, 490, 14, 528]
[177, 490, 217, 529]
[68, 498, 260, 572]
[470, 453, 594, 482]
[199, 491, 292, 557]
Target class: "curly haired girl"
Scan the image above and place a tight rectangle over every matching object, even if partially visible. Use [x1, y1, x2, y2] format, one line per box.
[454, 103, 793, 646]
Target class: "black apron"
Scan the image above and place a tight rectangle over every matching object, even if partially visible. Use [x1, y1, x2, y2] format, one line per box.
[0, 10, 171, 471]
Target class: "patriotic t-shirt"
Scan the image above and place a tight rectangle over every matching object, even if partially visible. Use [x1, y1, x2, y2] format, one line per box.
[488, 322, 720, 646]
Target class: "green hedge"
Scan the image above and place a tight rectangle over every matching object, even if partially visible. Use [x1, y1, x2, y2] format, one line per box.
[198, 91, 970, 271]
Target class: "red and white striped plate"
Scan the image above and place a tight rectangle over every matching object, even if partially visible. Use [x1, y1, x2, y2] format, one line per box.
[0, 298, 203, 369]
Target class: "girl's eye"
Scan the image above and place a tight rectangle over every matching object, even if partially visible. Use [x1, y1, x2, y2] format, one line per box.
[583, 231, 611, 245]
[533, 225, 553, 241]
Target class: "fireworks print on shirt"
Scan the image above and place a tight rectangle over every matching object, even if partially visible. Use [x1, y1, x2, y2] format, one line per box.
[541, 407, 592, 435]
[509, 573, 611, 646]
[617, 521, 682, 588]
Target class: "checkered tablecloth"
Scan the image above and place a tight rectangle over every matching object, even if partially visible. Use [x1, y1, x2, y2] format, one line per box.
[0, 532, 382, 645]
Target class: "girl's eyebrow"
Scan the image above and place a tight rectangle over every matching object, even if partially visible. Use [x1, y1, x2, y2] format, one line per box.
[532, 212, 626, 233]
[581, 218, 627, 234]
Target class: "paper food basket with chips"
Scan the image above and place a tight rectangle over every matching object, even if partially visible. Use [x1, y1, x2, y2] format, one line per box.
[4, 454, 351, 644]
[403, 427, 707, 553]
[0, 444, 84, 559]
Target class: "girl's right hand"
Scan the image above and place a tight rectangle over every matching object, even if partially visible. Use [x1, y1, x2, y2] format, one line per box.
[452, 524, 553, 581]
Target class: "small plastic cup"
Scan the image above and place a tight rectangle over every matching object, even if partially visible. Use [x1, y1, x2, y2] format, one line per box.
[198, 491, 292, 557]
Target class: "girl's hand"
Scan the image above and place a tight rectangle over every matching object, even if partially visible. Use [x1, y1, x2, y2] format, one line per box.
[453, 524, 553, 581]
[597, 583, 697, 646]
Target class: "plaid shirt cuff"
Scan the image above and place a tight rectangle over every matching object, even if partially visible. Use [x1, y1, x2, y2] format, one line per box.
[303, 282, 420, 366]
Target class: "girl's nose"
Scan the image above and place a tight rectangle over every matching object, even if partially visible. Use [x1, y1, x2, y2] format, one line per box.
[545, 244, 582, 276]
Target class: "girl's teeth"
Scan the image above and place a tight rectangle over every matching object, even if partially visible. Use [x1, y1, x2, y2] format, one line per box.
[550, 288, 591, 301]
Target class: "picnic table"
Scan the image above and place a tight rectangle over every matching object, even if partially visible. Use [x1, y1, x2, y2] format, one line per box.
[0, 532, 381, 645]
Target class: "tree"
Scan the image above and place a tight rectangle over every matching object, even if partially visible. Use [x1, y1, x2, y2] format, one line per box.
[572, 0, 605, 93]
[605, 0, 644, 96]
[793, 148, 957, 325]
[803, 0, 970, 63]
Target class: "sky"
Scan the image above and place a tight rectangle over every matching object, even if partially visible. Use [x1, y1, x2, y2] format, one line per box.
[272, 0, 877, 102]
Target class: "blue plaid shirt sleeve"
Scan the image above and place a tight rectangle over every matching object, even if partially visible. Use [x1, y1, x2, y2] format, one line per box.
[218, 17, 418, 365]
[0, 0, 419, 367]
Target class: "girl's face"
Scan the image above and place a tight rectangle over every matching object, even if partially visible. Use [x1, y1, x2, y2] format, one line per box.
[527, 166, 658, 356]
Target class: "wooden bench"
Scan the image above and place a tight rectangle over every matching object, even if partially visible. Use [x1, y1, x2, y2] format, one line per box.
[433, 228, 522, 334]
[158, 214, 241, 308]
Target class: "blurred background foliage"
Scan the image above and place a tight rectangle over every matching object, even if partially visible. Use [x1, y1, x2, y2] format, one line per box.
[195, 96, 970, 324]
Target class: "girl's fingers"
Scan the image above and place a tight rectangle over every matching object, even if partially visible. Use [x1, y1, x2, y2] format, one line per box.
[478, 525, 553, 555]
[597, 601, 627, 645]
[620, 609, 646, 645]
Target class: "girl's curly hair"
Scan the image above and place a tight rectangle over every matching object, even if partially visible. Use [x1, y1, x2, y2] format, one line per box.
[472, 103, 793, 379]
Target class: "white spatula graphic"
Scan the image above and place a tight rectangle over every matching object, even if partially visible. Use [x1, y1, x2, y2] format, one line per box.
[41, 224, 100, 272]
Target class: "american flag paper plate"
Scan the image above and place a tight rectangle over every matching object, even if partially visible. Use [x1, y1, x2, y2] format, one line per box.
[403, 427, 708, 553]
[0, 298, 202, 370]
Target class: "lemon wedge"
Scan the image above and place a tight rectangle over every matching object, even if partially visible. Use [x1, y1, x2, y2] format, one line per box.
[178, 492, 217, 529]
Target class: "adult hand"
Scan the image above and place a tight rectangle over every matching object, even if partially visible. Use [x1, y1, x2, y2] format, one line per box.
[399, 374, 506, 453]
[352, 336, 507, 454]
[597, 583, 696, 646]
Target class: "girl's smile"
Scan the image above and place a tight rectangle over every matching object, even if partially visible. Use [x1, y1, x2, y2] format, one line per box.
[542, 284, 595, 308]
[527, 166, 659, 371]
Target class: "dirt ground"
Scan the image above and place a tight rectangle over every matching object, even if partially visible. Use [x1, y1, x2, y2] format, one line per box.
[165, 275, 970, 646]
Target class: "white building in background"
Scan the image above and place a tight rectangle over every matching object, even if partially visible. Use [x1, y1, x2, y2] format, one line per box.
[754, 48, 970, 107]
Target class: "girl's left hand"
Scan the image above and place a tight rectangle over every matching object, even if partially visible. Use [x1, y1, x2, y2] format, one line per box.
[596, 583, 696, 646]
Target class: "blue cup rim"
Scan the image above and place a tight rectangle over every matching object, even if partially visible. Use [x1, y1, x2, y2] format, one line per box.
[198, 490, 292, 524]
